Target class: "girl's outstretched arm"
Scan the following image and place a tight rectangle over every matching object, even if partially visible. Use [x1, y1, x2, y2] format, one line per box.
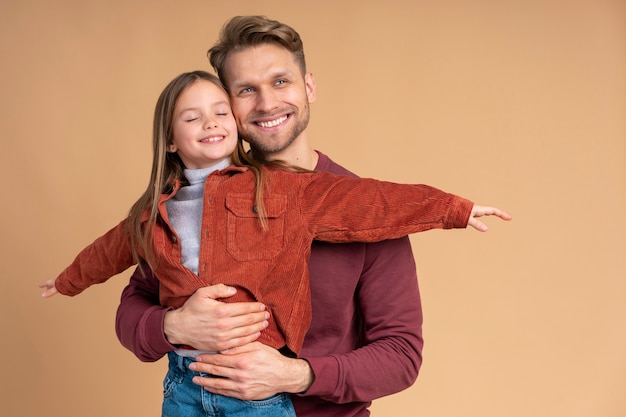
[468, 205, 512, 232]
[39, 279, 59, 298]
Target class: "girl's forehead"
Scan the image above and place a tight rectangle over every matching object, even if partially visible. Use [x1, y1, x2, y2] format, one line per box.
[177, 80, 230, 107]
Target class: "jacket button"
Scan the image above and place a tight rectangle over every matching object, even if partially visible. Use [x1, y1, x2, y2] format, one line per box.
[252, 205, 258, 213]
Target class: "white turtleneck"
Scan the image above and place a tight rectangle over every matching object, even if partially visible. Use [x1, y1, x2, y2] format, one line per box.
[165, 159, 231, 275]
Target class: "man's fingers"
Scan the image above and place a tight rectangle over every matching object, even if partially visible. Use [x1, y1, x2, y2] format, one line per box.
[221, 332, 263, 351]
[195, 284, 237, 300]
[192, 375, 251, 400]
[224, 309, 269, 330]
[217, 322, 266, 351]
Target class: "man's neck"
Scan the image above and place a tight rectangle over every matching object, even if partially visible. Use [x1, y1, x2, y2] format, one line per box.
[261, 136, 318, 170]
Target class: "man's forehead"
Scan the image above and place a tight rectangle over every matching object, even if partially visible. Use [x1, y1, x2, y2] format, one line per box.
[223, 44, 300, 84]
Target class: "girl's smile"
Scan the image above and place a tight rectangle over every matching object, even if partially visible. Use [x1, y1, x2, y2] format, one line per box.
[168, 79, 238, 170]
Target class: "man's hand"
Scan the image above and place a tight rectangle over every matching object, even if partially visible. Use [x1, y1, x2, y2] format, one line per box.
[468, 205, 512, 232]
[164, 284, 269, 352]
[189, 342, 314, 400]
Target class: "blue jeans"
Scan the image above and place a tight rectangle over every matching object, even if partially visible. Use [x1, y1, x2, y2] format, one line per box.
[162, 352, 296, 417]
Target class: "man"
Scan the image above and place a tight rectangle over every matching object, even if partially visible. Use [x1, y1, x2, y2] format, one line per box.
[116, 16, 423, 416]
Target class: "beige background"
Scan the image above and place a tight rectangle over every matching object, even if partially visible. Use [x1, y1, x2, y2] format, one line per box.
[1, 0, 625, 416]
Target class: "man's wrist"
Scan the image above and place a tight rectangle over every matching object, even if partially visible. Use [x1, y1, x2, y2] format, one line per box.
[163, 308, 184, 346]
[288, 358, 315, 394]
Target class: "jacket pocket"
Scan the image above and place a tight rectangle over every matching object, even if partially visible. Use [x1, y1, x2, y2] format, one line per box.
[225, 193, 287, 261]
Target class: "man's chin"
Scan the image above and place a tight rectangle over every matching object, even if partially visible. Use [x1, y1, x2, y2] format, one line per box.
[247, 136, 296, 155]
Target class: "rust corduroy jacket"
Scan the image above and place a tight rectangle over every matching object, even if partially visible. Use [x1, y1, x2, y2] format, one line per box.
[56, 165, 473, 355]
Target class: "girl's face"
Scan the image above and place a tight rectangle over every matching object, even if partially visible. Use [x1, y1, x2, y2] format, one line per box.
[168, 79, 238, 169]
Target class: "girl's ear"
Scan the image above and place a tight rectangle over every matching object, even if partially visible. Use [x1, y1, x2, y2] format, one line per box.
[167, 143, 177, 153]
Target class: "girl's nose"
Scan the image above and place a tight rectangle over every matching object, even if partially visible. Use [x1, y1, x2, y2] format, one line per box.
[204, 118, 218, 129]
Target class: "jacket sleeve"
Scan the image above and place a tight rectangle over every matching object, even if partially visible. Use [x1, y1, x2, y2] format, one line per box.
[299, 236, 423, 404]
[115, 262, 176, 362]
[301, 173, 473, 242]
[55, 220, 137, 296]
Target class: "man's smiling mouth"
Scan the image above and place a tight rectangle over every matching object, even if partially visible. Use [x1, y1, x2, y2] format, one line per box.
[257, 115, 288, 128]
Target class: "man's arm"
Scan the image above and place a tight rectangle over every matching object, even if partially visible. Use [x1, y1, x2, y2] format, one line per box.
[301, 237, 422, 403]
[115, 263, 174, 362]
[115, 262, 269, 361]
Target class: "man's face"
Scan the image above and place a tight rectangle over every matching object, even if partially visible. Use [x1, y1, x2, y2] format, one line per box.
[222, 43, 316, 156]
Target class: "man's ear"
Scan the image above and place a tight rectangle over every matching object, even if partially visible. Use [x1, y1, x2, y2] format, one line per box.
[304, 72, 317, 103]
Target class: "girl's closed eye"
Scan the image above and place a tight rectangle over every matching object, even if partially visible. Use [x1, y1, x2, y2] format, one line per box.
[215, 105, 231, 117]
[180, 111, 200, 122]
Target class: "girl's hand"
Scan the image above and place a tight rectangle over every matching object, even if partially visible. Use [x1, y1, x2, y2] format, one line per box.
[39, 280, 59, 298]
[468, 205, 512, 232]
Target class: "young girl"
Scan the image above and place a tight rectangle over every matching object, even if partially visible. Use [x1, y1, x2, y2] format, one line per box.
[40, 70, 510, 417]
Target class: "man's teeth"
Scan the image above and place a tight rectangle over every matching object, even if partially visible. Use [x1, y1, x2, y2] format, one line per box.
[258, 116, 287, 128]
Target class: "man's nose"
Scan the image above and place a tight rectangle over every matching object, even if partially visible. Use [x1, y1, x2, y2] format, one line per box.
[255, 88, 279, 113]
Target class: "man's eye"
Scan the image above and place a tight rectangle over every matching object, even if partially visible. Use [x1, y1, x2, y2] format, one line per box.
[275, 79, 287, 85]
[240, 87, 254, 94]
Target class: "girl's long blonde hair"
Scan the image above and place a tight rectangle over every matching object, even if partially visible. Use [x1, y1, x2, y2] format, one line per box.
[125, 70, 268, 269]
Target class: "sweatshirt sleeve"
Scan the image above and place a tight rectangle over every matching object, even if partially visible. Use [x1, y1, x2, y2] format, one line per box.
[115, 262, 176, 362]
[299, 236, 423, 405]
[301, 173, 473, 242]
[55, 220, 136, 296]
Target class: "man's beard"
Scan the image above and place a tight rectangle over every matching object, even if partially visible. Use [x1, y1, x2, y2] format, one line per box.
[241, 101, 310, 155]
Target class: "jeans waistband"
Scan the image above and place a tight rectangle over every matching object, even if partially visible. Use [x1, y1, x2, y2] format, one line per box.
[168, 351, 196, 371]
